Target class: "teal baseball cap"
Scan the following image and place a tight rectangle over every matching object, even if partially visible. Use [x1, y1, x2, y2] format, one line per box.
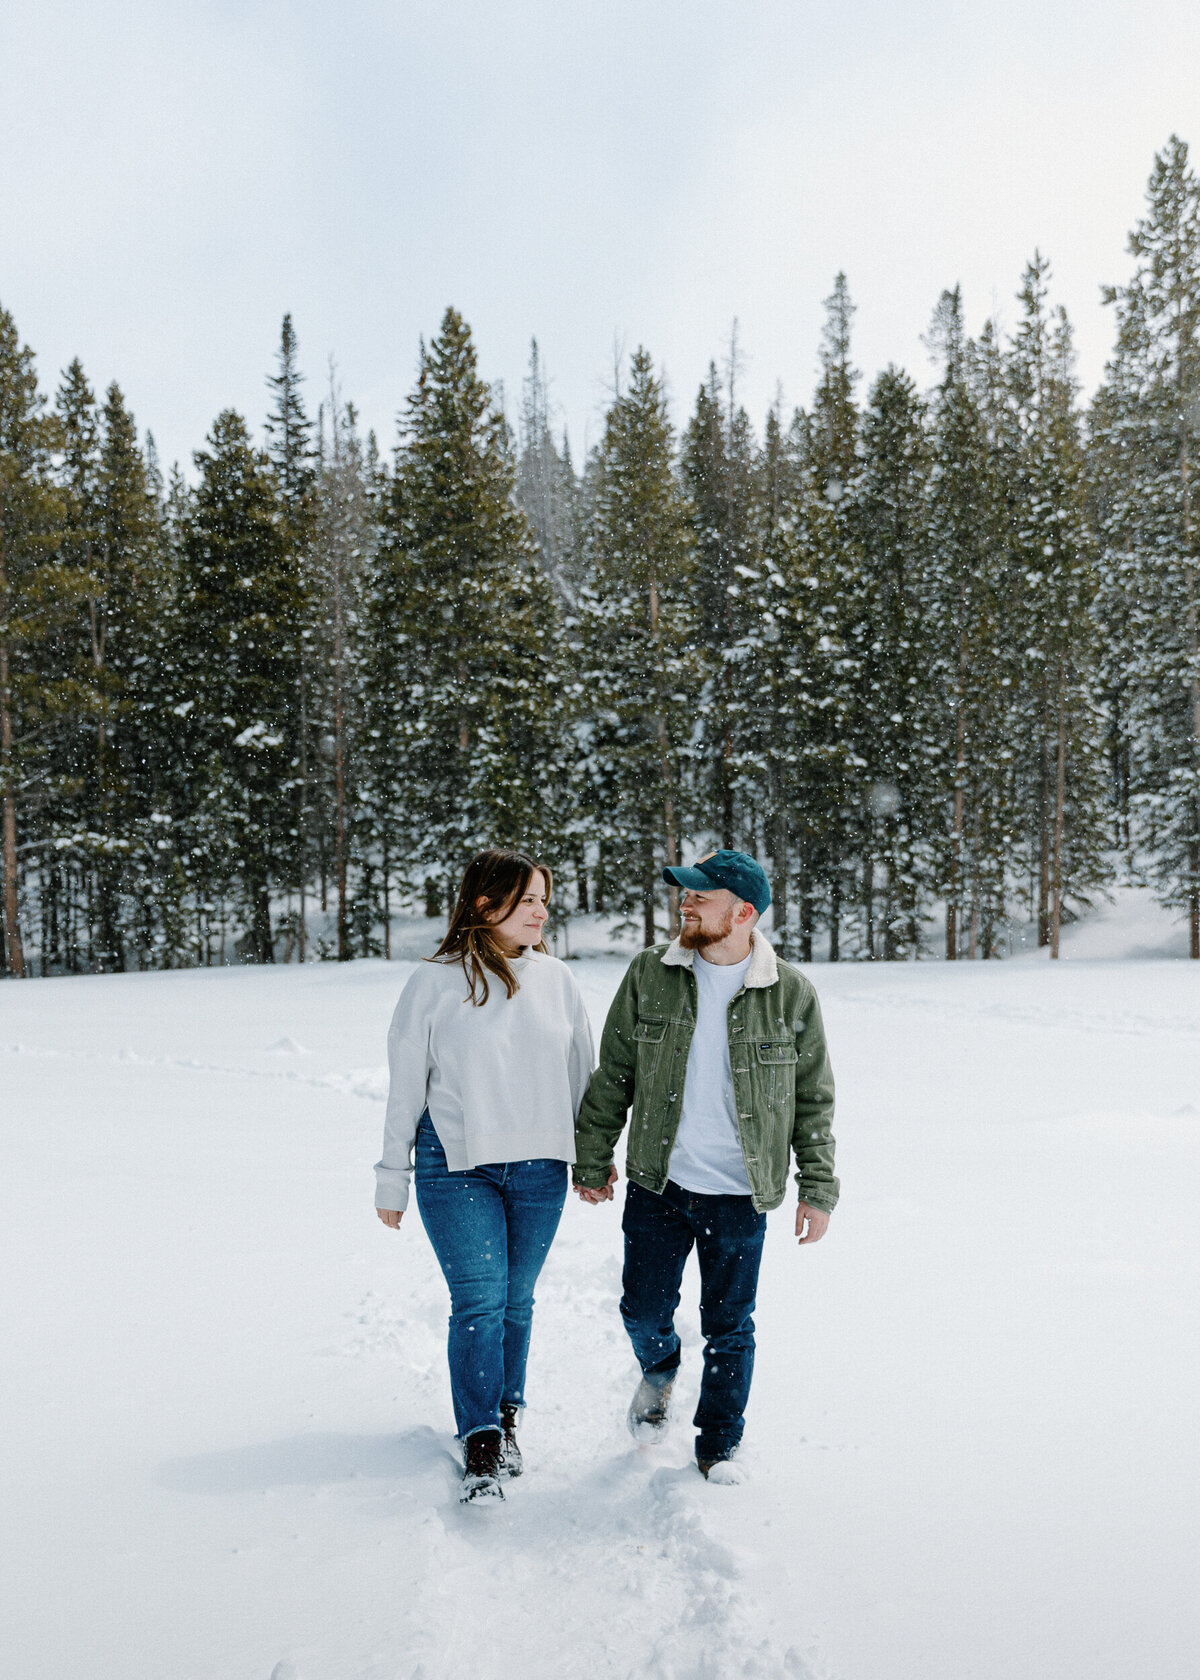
[662, 849, 771, 913]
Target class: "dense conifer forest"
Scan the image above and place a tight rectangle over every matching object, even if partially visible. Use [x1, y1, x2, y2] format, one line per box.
[3, 137, 1200, 974]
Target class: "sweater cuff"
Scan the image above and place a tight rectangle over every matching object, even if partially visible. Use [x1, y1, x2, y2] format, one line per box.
[374, 1164, 412, 1213]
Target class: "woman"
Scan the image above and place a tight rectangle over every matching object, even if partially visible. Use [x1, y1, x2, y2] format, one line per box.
[374, 849, 594, 1503]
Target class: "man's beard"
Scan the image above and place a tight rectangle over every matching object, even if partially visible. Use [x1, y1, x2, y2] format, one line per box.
[679, 909, 734, 950]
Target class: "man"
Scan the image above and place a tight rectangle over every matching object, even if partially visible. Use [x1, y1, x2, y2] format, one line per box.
[572, 849, 837, 1480]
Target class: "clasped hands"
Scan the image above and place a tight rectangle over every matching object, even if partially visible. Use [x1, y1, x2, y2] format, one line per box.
[571, 1167, 828, 1243]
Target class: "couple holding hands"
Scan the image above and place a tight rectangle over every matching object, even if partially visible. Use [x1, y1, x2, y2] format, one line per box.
[374, 845, 838, 1503]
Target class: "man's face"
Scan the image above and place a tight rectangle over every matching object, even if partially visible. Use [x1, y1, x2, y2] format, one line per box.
[678, 887, 738, 949]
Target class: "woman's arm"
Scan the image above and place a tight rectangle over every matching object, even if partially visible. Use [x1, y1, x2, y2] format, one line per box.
[566, 976, 597, 1118]
[373, 975, 433, 1217]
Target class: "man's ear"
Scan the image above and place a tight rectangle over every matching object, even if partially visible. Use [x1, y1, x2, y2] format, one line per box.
[734, 898, 757, 925]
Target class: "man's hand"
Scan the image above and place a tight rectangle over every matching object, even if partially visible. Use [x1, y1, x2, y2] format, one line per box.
[376, 1208, 403, 1229]
[795, 1202, 829, 1245]
[573, 1165, 618, 1204]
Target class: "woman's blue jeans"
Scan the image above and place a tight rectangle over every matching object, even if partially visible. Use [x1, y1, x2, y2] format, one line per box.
[414, 1115, 567, 1440]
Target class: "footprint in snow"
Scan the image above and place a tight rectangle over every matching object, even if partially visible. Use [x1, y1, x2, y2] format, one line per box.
[265, 1036, 310, 1055]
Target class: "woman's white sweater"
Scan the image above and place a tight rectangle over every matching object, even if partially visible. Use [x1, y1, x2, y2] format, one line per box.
[373, 950, 596, 1212]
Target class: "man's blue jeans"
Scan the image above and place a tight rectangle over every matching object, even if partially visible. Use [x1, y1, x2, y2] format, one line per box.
[621, 1179, 767, 1462]
[414, 1115, 567, 1439]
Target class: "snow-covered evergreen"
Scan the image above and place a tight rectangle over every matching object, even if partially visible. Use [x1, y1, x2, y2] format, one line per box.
[5, 134, 1200, 970]
[1092, 135, 1200, 957]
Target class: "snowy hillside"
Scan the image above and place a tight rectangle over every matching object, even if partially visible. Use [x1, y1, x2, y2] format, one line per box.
[2, 946, 1198, 1680]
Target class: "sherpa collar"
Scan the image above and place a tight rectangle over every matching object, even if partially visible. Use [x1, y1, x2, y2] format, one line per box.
[660, 926, 779, 988]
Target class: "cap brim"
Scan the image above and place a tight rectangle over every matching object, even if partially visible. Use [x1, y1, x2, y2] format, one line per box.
[662, 865, 716, 891]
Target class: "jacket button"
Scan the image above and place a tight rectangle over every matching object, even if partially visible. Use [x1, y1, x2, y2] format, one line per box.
[668, 1092, 677, 1101]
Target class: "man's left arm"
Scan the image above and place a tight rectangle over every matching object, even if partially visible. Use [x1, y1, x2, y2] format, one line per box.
[791, 986, 838, 1244]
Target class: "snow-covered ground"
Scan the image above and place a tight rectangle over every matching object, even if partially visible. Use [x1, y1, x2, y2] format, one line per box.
[2, 898, 1198, 1680]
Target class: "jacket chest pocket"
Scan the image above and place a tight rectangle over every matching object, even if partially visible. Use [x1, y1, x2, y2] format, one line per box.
[755, 1039, 797, 1108]
[634, 1016, 668, 1071]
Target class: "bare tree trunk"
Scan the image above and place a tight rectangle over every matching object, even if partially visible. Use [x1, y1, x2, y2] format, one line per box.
[574, 847, 589, 914]
[882, 818, 903, 960]
[1, 785, 22, 976]
[642, 850, 657, 949]
[771, 805, 789, 958]
[828, 878, 841, 962]
[648, 571, 679, 938]
[798, 861, 814, 963]
[1183, 431, 1200, 957]
[1049, 676, 1068, 960]
[0, 552, 26, 977]
[334, 723, 348, 962]
[381, 833, 391, 960]
[946, 704, 966, 962]
[946, 599, 970, 962]
[251, 865, 273, 963]
[333, 555, 349, 964]
[720, 714, 734, 850]
[298, 661, 308, 964]
[1037, 719, 1051, 947]
[863, 847, 875, 960]
[656, 710, 680, 932]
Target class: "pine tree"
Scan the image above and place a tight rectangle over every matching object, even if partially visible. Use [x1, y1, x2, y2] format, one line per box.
[364, 309, 564, 901]
[853, 365, 935, 956]
[173, 411, 301, 961]
[95, 384, 176, 968]
[682, 362, 761, 849]
[925, 288, 1010, 958]
[807, 276, 866, 958]
[580, 347, 695, 945]
[48, 368, 169, 971]
[726, 397, 852, 959]
[0, 306, 79, 977]
[516, 340, 583, 608]
[1092, 136, 1200, 955]
[42, 359, 106, 968]
[1005, 257, 1106, 956]
[264, 314, 317, 958]
[311, 387, 378, 959]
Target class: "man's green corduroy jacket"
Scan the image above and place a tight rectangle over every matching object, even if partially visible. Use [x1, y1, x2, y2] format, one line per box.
[573, 929, 839, 1215]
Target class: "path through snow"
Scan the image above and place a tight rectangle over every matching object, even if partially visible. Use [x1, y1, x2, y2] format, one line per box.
[2, 948, 1198, 1680]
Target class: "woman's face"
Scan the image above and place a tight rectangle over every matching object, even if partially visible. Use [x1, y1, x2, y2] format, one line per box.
[484, 870, 550, 953]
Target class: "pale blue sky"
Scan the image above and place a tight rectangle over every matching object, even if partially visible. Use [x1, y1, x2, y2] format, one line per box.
[3, 1, 1199, 471]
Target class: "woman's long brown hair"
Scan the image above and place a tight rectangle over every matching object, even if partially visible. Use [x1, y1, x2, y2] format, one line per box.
[431, 849, 552, 1006]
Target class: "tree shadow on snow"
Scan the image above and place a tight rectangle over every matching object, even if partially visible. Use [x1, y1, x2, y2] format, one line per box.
[156, 1426, 454, 1493]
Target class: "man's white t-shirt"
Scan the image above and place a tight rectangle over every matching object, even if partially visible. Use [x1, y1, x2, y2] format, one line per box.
[667, 949, 753, 1197]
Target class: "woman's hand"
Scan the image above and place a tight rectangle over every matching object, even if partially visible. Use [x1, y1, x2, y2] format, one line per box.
[376, 1208, 404, 1229]
[573, 1165, 618, 1204]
